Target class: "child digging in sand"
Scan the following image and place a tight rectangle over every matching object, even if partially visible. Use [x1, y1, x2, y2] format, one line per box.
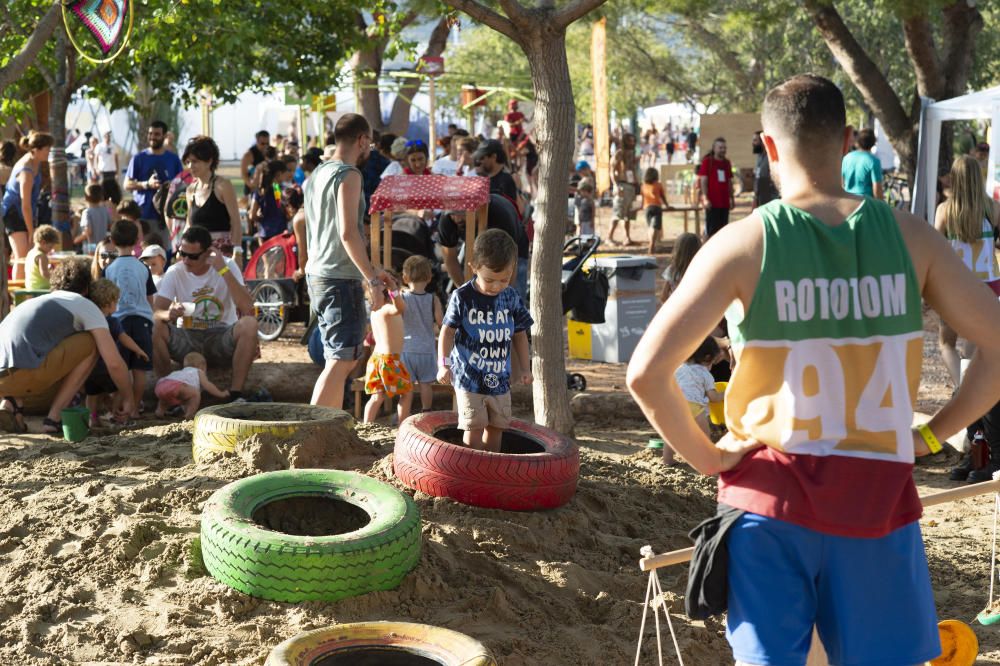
[363, 278, 413, 423]
[154, 352, 229, 418]
[438, 229, 533, 452]
[85, 279, 150, 428]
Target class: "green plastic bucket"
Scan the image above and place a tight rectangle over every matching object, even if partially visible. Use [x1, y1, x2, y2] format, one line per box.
[61, 406, 90, 442]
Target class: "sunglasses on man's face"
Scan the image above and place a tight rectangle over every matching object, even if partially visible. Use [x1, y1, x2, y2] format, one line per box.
[100, 251, 118, 259]
[178, 249, 206, 260]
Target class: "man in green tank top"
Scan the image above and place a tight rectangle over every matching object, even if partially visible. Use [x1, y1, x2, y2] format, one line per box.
[628, 75, 1000, 664]
[304, 114, 396, 410]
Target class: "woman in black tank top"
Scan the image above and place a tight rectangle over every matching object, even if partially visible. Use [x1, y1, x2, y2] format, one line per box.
[182, 136, 243, 261]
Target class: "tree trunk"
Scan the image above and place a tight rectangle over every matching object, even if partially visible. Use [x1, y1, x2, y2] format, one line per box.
[48, 31, 71, 246]
[385, 17, 452, 136]
[523, 31, 576, 434]
[353, 45, 387, 133]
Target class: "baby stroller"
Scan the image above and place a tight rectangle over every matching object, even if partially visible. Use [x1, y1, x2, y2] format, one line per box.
[561, 235, 609, 391]
[245, 231, 309, 341]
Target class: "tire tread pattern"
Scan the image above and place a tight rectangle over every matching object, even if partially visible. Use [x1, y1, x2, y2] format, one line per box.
[393, 411, 579, 511]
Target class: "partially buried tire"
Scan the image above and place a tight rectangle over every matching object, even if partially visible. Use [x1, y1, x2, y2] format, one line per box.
[265, 621, 496, 666]
[393, 411, 580, 511]
[192, 402, 352, 463]
[201, 469, 421, 602]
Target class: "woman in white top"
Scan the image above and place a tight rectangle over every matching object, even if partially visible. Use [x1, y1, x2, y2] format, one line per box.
[934, 154, 1000, 384]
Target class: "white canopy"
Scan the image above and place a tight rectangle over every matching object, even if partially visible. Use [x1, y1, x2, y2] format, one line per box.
[912, 85, 1000, 220]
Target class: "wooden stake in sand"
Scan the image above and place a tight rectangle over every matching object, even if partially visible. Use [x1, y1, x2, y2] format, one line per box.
[634, 478, 1000, 666]
[639, 478, 1000, 572]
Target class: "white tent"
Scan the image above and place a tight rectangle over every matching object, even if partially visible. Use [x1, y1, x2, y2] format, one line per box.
[912, 85, 1000, 221]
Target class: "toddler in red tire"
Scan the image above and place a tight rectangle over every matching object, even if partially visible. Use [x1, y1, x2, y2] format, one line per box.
[437, 229, 533, 452]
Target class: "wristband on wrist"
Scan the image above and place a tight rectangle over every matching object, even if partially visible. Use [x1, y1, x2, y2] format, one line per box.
[217, 266, 230, 276]
[439, 356, 451, 368]
[915, 423, 943, 454]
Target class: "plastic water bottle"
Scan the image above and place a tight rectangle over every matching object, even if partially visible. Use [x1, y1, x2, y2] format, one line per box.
[972, 431, 990, 469]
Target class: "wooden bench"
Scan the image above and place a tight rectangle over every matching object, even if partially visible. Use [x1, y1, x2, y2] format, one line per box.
[350, 377, 457, 420]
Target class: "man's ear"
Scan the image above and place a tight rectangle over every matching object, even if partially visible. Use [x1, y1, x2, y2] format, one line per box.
[763, 133, 779, 163]
[842, 125, 854, 156]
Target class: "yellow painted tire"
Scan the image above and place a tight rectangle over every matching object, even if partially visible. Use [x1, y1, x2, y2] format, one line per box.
[265, 621, 496, 665]
[932, 619, 978, 666]
[192, 402, 353, 462]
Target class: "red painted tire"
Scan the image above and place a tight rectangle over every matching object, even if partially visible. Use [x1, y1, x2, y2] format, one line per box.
[393, 411, 580, 511]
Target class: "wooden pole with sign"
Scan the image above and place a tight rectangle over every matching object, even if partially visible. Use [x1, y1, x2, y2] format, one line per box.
[428, 76, 437, 167]
[591, 18, 610, 196]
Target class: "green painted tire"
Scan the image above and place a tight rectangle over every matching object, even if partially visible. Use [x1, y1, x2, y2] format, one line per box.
[200, 469, 421, 602]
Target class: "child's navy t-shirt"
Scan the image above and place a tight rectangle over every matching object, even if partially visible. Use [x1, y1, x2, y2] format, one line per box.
[444, 280, 533, 396]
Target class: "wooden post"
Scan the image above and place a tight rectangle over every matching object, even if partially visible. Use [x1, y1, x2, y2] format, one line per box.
[428, 76, 437, 167]
[382, 210, 393, 269]
[371, 212, 382, 269]
[464, 208, 476, 281]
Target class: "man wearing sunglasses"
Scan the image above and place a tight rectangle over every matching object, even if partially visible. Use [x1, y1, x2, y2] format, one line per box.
[152, 226, 258, 400]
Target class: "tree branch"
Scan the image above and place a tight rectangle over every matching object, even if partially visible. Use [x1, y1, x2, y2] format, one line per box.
[439, 0, 517, 41]
[554, 0, 609, 30]
[679, 19, 754, 92]
[0, 0, 62, 95]
[496, 0, 529, 26]
[802, 0, 912, 142]
[388, 16, 452, 131]
[940, 0, 983, 97]
[901, 13, 943, 98]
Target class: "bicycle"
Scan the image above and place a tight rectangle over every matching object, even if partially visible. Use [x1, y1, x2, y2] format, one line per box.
[883, 171, 909, 210]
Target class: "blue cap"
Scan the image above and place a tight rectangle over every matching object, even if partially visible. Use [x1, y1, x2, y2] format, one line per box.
[575, 160, 590, 171]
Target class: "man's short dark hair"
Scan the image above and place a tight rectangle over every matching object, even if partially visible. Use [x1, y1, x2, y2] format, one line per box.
[182, 135, 220, 171]
[471, 228, 517, 273]
[333, 114, 371, 145]
[51, 258, 92, 294]
[181, 225, 212, 251]
[110, 219, 138, 248]
[856, 128, 877, 151]
[256, 130, 270, 140]
[150, 120, 168, 133]
[454, 129, 470, 138]
[762, 74, 846, 144]
[379, 133, 398, 154]
[474, 139, 507, 165]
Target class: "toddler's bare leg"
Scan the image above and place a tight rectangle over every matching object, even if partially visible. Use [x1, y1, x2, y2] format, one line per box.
[484, 426, 503, 453]
[419, 382, 433, 412]
[154, 399, 168, 419]
[364, 393, 384, 423]
[464, 427, 486, 450]
[178, 386, 201, 419]
[398, 392, 414, 423]
[694, 411, 711, 437]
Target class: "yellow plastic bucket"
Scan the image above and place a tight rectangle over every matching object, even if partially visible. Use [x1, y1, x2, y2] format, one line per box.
[708, 381, 727, 425]
[932, 619, 978, 665]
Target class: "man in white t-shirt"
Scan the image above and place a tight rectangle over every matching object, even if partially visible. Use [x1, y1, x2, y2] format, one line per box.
[431, 130, 469, 177]
[96, 131, 122, 204]
[152, 226, 258, 399]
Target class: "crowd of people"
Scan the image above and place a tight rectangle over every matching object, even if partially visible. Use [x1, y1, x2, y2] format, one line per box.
[7, 70, 1000, 664]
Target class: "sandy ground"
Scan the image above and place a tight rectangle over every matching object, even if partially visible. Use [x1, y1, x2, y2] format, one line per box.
[3, 198, 1000, 664]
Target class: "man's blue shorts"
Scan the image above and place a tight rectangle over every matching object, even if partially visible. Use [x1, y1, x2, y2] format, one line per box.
[726, 512, 940, 666]
[307, 275, 365, 362]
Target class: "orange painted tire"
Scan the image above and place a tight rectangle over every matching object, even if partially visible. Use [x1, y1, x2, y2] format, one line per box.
[265, 621, 496, 665]
[393, 410, 579, 511]
[932, 619, 978, 666]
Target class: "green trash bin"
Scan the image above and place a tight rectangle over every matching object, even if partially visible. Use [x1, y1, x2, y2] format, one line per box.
[61, 406, 90, 442]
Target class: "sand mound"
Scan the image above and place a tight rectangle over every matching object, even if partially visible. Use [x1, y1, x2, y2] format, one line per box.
[0, 419, 731, 664]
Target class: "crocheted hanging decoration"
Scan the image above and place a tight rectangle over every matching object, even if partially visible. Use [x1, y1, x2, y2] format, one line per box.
[66, 0, 128, 55]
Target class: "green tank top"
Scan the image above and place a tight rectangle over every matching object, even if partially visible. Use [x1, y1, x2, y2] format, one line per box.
[724, 198, 923, 461]
[303, 160, 366, 280]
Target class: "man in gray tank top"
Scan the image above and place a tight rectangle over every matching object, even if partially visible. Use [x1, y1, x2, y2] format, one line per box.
[303, 113, 396, 410]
